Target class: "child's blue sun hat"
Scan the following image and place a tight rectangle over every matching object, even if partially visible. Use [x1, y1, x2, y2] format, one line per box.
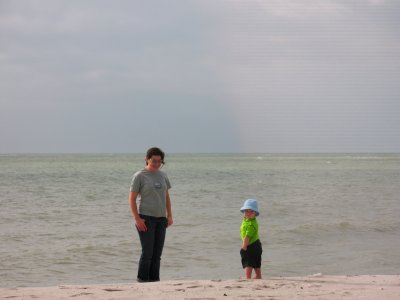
[240, 199, 259, 216]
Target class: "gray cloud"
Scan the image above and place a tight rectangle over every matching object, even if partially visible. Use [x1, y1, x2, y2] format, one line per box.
[1, 0, 399, 153]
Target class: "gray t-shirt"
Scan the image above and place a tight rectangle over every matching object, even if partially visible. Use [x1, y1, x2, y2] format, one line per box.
[130, 169, 171, 218]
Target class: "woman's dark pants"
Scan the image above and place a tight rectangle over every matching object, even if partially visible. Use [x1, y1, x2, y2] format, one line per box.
[137, 215, 167, 282]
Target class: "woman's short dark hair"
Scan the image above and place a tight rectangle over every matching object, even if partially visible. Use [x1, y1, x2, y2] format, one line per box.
[146, 147, 165, 164]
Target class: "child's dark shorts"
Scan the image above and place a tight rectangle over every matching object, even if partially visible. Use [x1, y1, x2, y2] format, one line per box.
[240, 239, 262, 269]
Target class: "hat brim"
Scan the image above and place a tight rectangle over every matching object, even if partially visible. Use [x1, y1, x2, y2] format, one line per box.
[240, 207, 259, 216]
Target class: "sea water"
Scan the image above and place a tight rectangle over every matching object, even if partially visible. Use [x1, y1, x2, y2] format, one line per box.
[1, 153, 399, 287]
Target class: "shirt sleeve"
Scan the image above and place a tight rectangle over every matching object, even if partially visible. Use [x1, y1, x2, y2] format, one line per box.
[244, 224, 256, 238]
[165, 175, 171, 189]
[130, 172, 142, 193]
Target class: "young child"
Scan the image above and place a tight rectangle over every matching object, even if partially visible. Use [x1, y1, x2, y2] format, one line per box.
[240, 199, 262, 279]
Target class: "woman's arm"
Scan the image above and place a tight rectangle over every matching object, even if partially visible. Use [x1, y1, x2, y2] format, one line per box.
[166, 190, 173, 227]
[129, 191, 147, 231]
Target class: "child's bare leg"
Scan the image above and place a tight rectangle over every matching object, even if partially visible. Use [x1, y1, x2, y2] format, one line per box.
[254, 268, 262, 279]
[245, 267, 253, 279]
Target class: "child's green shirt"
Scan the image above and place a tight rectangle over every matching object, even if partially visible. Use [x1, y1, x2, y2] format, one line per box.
[240, 217, 259, 245]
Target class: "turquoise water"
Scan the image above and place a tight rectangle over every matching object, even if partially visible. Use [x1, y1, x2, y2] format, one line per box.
[1, 154, 400, 287]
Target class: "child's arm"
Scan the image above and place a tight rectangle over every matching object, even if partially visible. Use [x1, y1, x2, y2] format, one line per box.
[242, 236, 250, 251]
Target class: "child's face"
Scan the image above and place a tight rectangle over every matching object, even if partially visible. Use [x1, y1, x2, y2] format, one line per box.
[244, 209, 256, 218]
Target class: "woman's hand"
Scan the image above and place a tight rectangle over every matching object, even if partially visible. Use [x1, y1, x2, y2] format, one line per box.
[135, 217, 147, 232]
[167, 216, 173, 227]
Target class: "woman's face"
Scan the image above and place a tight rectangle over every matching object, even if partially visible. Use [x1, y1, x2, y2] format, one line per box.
[146, 155, 163, 170]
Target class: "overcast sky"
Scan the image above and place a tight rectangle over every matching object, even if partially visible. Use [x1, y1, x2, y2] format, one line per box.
[1, 0, 399, 153]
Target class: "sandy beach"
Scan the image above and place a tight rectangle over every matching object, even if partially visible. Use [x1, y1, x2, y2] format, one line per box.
[1, 275, 399, 299]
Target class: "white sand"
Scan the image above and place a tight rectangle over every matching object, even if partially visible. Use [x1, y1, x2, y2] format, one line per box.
[1, 275, 399, 299]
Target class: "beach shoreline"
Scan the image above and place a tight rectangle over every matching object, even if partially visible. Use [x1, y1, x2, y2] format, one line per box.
[1, 275, 399, 299]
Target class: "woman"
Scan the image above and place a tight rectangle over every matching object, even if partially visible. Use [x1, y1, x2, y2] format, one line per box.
[129, 147, 173, 282]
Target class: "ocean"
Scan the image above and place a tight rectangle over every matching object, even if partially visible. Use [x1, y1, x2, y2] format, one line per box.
[1, 153, 399, 287]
